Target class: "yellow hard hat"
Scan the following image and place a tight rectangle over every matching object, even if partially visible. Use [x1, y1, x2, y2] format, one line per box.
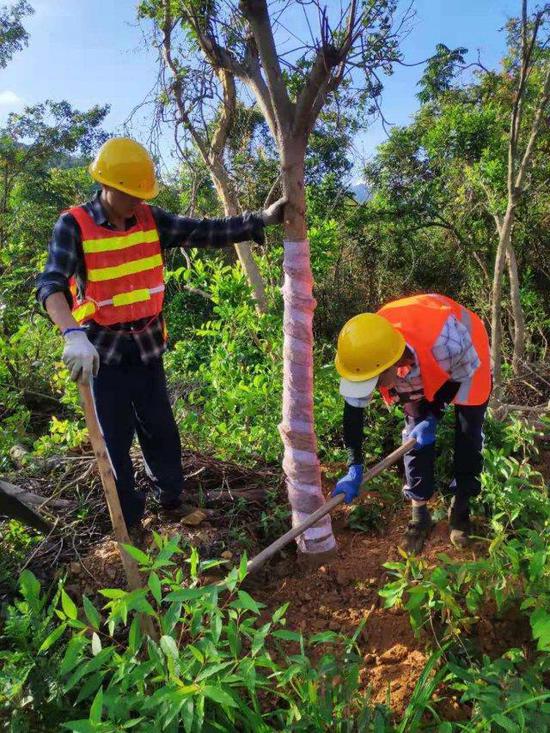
[89, 137, 159, 199]
[335, 313, 406, 382]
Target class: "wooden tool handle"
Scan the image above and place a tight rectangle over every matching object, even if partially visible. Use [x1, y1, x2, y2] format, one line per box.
[79, 385, 144, 589]
[245, 438, 416, 575]
[79, 384, 158, 640]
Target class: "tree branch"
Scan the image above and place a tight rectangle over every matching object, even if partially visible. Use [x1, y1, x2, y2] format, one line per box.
[211, 68, 237, 158]
[515, 63, 550, 193]
[239, 0, 293, 137]
[293, 0, 358, 138]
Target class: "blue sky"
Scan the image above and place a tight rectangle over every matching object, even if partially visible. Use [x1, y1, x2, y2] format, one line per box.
[2, 0, 520, 176]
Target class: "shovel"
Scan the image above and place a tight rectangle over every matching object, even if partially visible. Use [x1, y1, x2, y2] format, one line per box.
[245, 438, 416, 576]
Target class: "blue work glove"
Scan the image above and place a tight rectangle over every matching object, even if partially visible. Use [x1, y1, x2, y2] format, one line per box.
[409, 415, 438, 448]
[332, 464, 364, 504]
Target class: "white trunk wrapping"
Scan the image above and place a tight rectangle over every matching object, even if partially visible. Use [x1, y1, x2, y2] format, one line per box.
[278, 240, 336, 553]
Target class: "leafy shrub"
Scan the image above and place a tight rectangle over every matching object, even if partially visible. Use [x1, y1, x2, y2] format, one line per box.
[1, 537, 399, 732]
[448, 651, 550, 731]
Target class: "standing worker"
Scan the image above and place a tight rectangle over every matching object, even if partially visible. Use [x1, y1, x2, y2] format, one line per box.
[333, 293, 491, 552]
[36, 137, 285, 541]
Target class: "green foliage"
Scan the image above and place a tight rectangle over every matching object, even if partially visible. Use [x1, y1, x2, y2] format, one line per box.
[417, 43, 467, 103]
[0, 542, 401, 732]
[0, 0, 33, 69]
[448, 652, 550, 732]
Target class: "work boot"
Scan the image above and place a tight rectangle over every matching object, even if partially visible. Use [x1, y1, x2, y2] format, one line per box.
[157, 497, 201, 521]
[448, 496, 471, 549]
[401, 504, 432, 555]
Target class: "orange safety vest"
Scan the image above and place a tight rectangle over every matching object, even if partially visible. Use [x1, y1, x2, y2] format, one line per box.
[377, 294, 491, 407]
[68, 203, 164, 326]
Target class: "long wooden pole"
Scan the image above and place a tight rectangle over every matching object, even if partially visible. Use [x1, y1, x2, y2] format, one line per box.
[245, 438, 416, 576]
[79, 384, 158, 640]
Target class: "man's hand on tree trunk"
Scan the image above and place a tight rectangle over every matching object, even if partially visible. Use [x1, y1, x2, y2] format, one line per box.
[260, 197, 287, 226]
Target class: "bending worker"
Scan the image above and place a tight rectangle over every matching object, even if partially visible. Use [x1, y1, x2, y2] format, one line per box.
[333, 293, 491, 553]
[36, 137, 285, 539]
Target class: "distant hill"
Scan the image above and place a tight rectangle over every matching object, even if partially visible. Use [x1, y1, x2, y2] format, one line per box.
[350, 182, 370, 202]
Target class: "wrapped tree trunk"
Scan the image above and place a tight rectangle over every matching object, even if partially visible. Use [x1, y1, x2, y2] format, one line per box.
[155, 0, 403, 556]
[279, 150, 335, 554]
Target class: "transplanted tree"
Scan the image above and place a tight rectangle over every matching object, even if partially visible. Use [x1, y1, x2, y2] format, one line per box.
[140, 0, 406, 557]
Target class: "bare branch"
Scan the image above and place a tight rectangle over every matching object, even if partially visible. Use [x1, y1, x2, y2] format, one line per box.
[239, 0, 294, 136]
[293, 1, 358, 138]
[211, 69, 237, 158]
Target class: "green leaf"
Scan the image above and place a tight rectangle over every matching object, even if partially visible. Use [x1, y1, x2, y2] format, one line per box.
[82, 596, 101, 630]
[148, 571, 162, 605]
[238, 553, 248, 581]
[309, 631, 339, 644]
[492, 713, 519, 732]
[195, 662, 234, 682]
[235, 590, 262, 614]
[271, 603, 289, 625]
[99, 588, 127, 599]
[89, 686, 103, 724]
[164, 587, 208, 602]
[163, 601, 183, 634]
[202, 685, 238, 708]
[160, 634, 179, 661]
[75, 672, 105, 705]
[62, 722, 96, 733]
[188, 644, 204, 663]
[60, 636, 86, 676]
[38, 622, 67, 653]
[272, 630, 302, 641]
[61, 589, 78, 620]
[121, 543, 150, 565]
[128, 616, 142, 654]
[19, 570, 41, 603]
[530, 608, 550, 651]
[180, 697, 194, 733]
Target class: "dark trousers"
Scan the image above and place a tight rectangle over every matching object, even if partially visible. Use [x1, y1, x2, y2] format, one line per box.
[402, 401, 488, 502]
[91, 348, 183, 527]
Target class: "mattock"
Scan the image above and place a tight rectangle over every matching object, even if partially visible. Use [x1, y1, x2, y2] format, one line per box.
[244, 438, 417, 577]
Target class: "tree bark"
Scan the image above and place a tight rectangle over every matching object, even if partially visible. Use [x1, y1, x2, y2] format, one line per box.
[491, 209, 514, 397]
[505, 241, 525, 374]
[278, 143, 335, 554]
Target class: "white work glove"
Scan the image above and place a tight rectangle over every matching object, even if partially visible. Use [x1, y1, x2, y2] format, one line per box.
[260, 196, 287, 226]
[62, 330, 100, 384]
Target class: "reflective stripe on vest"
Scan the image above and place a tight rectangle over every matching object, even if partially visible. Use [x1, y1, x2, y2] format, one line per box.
[68, 203, 165, 327]
[82, 228, 158, 254]
[72, 284, 165, 323]
[87, 253, 163, 282]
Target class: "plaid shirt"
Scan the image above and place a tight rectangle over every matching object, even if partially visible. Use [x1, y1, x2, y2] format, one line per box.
[346, 315, 481, 408]
[36, 193, 265, 364]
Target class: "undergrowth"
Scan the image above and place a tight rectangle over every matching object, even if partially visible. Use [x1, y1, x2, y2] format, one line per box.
[0, 537, 450, 732]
